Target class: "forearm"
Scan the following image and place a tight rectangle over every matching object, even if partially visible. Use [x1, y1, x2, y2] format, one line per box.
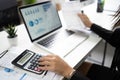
[70, 70, 90, 80]
[90, 24, 113, 43]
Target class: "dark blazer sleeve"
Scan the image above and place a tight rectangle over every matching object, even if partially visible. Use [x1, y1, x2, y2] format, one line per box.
[70, 70, 90, 80]
[91, 24, 120, 48]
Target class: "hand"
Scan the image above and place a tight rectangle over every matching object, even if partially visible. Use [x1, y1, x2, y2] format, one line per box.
[39, 55, 74, 78]
[56, 3, 61, 11]
[78, 13, 93, 28]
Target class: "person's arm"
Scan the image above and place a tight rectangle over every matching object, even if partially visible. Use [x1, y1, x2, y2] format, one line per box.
[70, 70, 90, 80]
[90, 24, 113, 44]
[38, 55, 89, 80]
[91, 24, 120, 47]
[78, 13, 120, 47]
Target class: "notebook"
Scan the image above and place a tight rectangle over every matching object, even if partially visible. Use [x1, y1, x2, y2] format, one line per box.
[19, 1, 88, 57]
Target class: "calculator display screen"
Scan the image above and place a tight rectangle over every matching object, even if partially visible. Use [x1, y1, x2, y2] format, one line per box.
[17, 52, 33, 65]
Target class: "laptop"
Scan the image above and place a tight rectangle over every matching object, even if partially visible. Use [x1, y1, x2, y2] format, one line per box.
[19, 1, 88, 57]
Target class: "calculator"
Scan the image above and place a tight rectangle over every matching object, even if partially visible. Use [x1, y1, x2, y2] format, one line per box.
[12, 49, 44, 74]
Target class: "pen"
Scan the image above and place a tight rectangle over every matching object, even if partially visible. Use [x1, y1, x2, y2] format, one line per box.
[19, 73, 27, 80]
[42, 70, 48, 78]
[44, 70, 48, 75]
[81, 10, 84, 14]
[0, 50, 8, 58]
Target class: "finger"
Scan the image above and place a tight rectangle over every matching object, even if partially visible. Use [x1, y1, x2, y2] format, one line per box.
[38, 65, 48, 70]
[39, 66, 47, 70]
[77, 13, 83, 18]
[45, 55, 55, 57]
[39, 56, 52, 62]
[39, 65, 54, 71]
[39, 55, 56, 61]
[39, 61, 50, 66]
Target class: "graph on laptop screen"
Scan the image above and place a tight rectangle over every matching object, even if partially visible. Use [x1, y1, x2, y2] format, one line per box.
[20, 2, 62, 41]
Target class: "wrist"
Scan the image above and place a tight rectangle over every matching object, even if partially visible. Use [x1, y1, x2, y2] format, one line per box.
[64, 68, 75, 79]
[88, 22, 93, 28]
[67, 69, 76, 79]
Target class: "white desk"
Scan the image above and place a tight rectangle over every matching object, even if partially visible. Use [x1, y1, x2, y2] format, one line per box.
[62, 0, 114, 68]
[0, 1, 114, 80]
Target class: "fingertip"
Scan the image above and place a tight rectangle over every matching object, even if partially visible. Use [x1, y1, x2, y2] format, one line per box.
[38, 67, 46, 70]
[39, 56, 43, 59]
[77, 13, 82, 17]
[77, 13, 80, 16]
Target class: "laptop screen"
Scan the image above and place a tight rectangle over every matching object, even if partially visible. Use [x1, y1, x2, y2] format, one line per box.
[19, 1, 62, 42]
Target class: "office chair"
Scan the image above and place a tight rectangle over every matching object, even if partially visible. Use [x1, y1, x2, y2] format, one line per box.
[0, 0, 21, 31]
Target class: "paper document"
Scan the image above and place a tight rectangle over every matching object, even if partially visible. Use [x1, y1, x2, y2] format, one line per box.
[62, 1, 91, 34]
[0, 66, 57, 80]
[0, 47, 25, 69]
[0, 66, 39, 80]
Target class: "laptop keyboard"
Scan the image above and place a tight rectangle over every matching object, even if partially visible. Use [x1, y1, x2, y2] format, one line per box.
[37, 33, 57, 47]
[37, 30, 74, 48]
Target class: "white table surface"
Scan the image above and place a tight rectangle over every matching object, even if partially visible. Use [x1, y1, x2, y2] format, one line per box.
[0, 1, 114, 80]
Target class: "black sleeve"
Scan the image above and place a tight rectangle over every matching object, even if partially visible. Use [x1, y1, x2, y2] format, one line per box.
[90, 24, 120, 48]
[70, 70, 90, 80]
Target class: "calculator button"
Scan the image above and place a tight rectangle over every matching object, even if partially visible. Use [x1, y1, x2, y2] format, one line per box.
[28, 66, 32, 69]
[34, 67, 38, 71]
[33, 64, 37, 67]
[35, 61, 39, 65]
[30, 60, 33, 63]
[34, 59, 37, 61]
[30, 63, 34, 66]
[30, 66, 35, 70]
[32, 61, 36, 63]
[37, 68, 42, 72]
